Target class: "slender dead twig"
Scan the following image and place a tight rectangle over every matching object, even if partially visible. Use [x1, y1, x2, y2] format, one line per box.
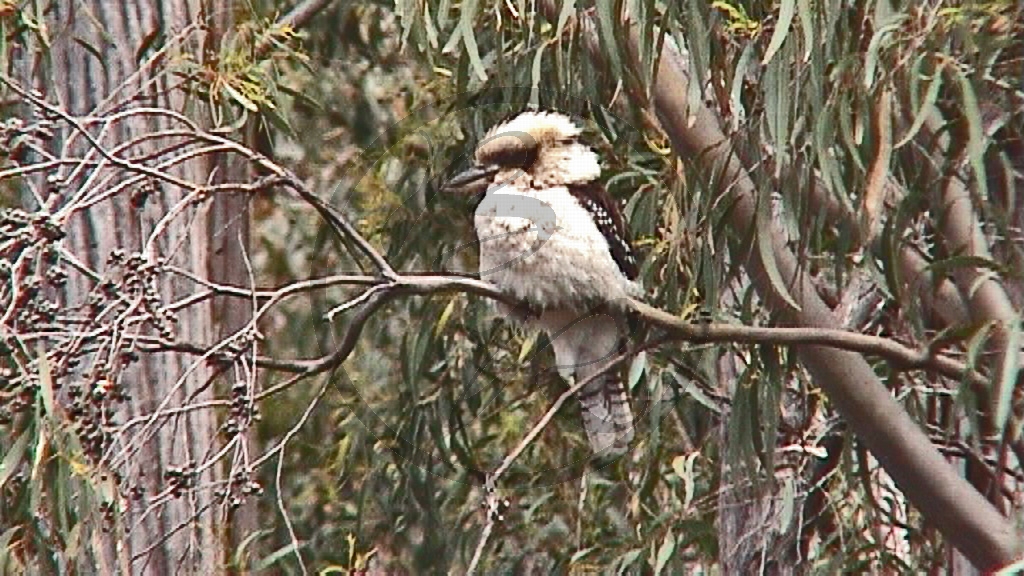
[281, 175, 398, 280]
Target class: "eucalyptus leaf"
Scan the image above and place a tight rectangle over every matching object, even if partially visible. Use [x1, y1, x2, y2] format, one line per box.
[653, 529, 676, 574]
[627, 350, 647, 391]
[762, 0, 795, 65]
[0, 429, 30, 490]
[895, 60, 944, 149]
[955, 67, 990, 202]
[994, 318, 1021, 434]
[756, 194, 801, 311]
[595, 0, 624, 82]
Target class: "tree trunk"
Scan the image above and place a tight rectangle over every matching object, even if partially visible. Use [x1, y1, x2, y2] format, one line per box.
[16, 1, 244, 572]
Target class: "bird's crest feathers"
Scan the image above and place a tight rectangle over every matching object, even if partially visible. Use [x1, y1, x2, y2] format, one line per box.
[482, 111, 582, 144]
[475, 111, 599, 185]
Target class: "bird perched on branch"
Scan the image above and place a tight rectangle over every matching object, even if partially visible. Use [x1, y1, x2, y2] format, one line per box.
[444, 111, 641, 456]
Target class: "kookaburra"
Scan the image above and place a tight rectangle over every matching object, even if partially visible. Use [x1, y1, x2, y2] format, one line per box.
[444, 111, 641, 456]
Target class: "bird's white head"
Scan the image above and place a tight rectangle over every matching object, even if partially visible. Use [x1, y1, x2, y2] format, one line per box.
[444, 111, 601, 193]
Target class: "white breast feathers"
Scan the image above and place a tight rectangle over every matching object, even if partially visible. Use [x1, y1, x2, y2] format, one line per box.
[474, 182, 641, 312]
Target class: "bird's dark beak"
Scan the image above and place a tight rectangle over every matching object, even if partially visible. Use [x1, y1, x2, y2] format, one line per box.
[442, 164, 500, 193]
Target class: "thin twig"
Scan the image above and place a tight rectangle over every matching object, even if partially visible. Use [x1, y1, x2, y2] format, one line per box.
[281, 175, 398, 280]
[466, 339, 661, 573]
[274, 379, 330, 575]
[465, 521, 495, 576]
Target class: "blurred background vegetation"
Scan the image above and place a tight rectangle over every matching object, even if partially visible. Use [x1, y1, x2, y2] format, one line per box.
[2, 0, 1022, 573]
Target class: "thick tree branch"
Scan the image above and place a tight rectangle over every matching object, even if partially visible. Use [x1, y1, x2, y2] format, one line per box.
[898, 246, 970, 327]
[144, 270, 989, 389]
[629, 299, 987, 388]
[925, 115, 1019, 331]
[532, 3, 1023, 569]
[920, 111, 1022, 517]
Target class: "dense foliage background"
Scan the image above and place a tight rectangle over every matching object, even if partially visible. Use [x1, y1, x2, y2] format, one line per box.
[1, 0, 1022, 573]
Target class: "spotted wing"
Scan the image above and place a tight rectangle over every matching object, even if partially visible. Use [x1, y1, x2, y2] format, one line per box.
[566, 181, 639, 280]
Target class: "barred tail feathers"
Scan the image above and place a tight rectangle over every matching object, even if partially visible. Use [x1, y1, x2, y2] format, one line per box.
[576, 371, 634, 455]
[545, 310, 636, 456]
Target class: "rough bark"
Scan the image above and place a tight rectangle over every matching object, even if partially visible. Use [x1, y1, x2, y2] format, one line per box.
[19, 2, 240, 572]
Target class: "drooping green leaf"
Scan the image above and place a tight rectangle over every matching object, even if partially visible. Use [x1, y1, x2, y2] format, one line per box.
[617, 548, 644, 573]
[960, 320, 997, 436]
[0, 428, 30, 490]
[681, 0, 707, 123]
[37, 348, 54, 417]
[646, 9, 670, 104]
[895, 58, 944, 149]
[529, 40, 548, 109]
[396, 0, 416, 48]
[672, 452, 698, 510]
[628, 350, 647, 391]
[653, 529, 676, 574]
[756, 194, 801, 311]
[223, 82, 258, 112]
[955, 67, 989, 202]
[518, 330, 539, 363]
[595, 0, 624, 83]
[796, 0, 814, 62]
[647, 372, 664, 449]
[762, 0, 795, 65]
[460, 0, 488, 82]
[423, 2, 440, 50]
[441, 18, 463, 53]
[637, 0, 656, 88]
[759, 346, 781, 474]
[863, 15, 906, 88]
[677, 371, 723, 415]
[437, 0, 453, 30]
[728, 368, 759, 467]
[729, 43, 755, 130]
[255, 542, 304, 571]
[570, 546, 596, 564]
[764, 45, 791, 177]
[928, 255, 1007, 285]
[994, 317, 1021, 434]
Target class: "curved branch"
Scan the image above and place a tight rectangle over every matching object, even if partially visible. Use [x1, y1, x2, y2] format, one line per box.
[531, 2, 1023, 569]
[629, 299, 987, 388]
[149, 269, 990, 389]
[280, 174, 398, 280]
